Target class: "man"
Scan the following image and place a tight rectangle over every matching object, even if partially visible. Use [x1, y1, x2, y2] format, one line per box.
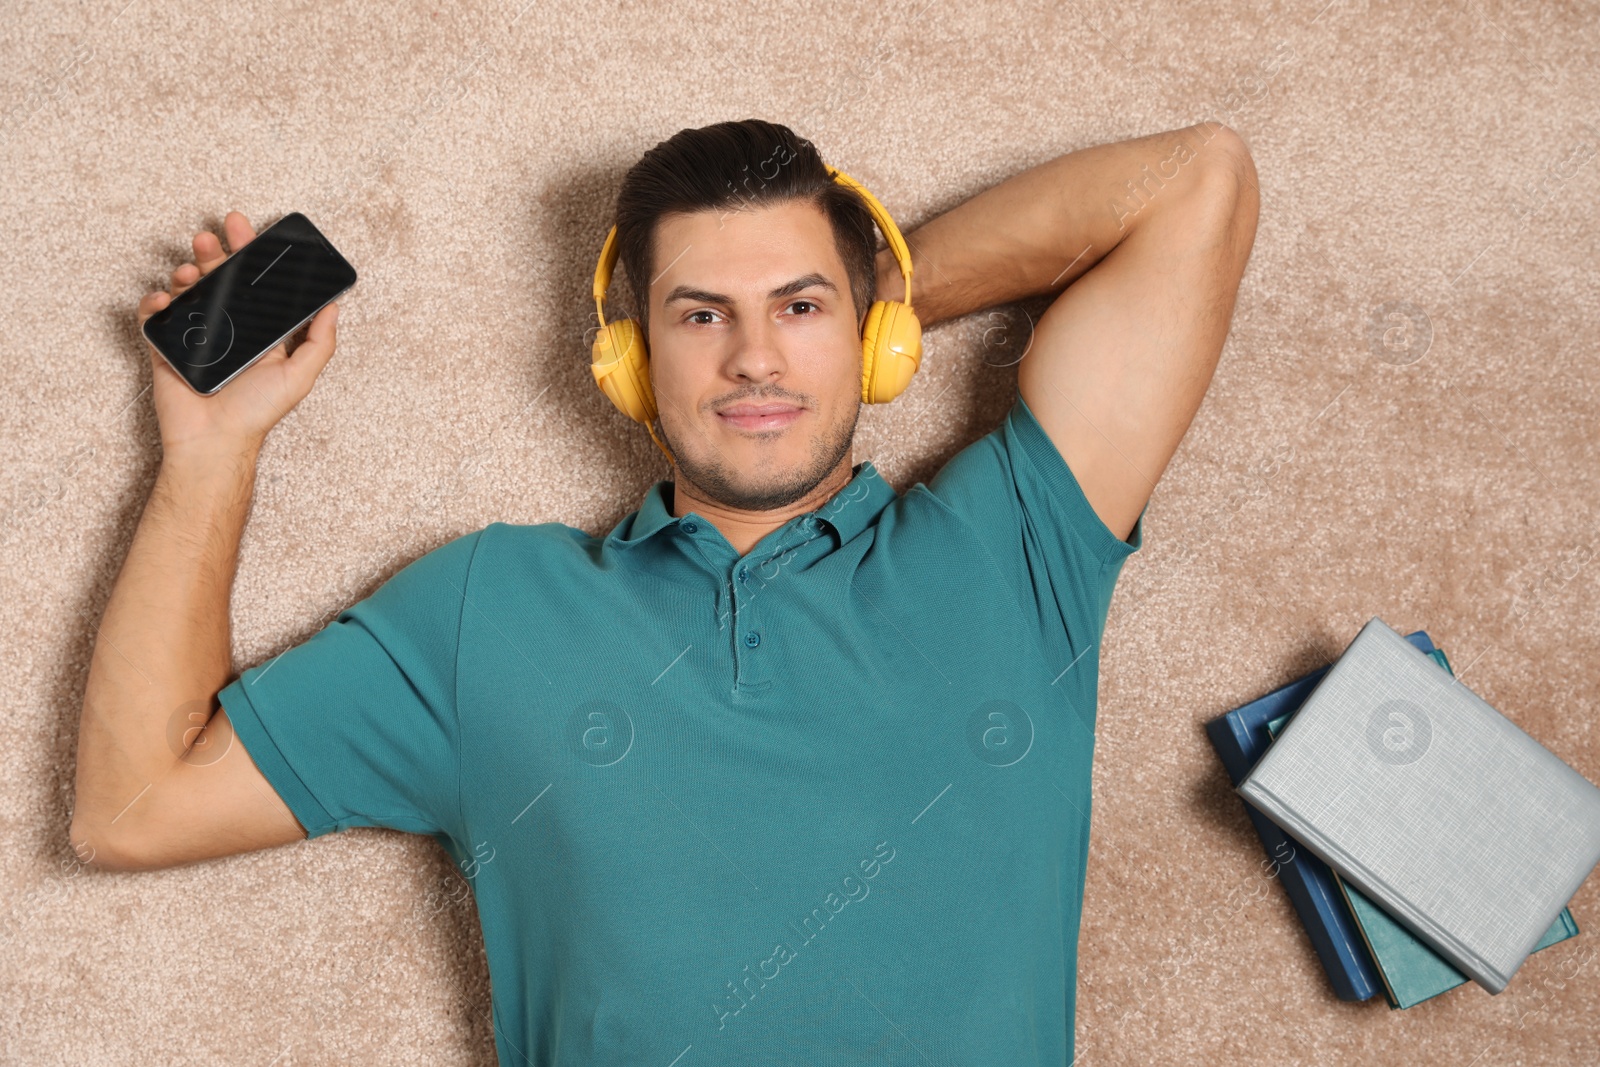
[72, 118, 1257, 1065]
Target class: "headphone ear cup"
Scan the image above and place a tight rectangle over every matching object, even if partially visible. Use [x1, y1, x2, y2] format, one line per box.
[859, 300, 923, 404]
[591, 319, 658, 425]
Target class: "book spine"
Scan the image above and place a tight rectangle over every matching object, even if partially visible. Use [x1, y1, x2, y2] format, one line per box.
[1206, 716, 1382, 1001]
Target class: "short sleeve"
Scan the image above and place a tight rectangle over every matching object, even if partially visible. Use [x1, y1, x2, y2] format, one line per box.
[217, 528, 485, 841]
[925, 392, 1143, 676]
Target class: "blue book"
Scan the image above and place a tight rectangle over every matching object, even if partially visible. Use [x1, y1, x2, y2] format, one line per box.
[1203, 631, 1441, 1001]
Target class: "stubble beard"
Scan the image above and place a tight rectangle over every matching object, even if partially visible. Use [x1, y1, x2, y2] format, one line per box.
[660, 400, 860, 513]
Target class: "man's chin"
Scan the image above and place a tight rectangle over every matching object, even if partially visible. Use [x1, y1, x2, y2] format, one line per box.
[675, 444, 830, 512]
[661, 403, 857, 512]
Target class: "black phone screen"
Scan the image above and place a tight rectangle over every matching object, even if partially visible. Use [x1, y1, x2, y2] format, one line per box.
[142, 212, 357, 395]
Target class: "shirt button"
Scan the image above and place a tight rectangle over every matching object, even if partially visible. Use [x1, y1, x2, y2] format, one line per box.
[738, 565, 748, 583]
[681, 521, 698, 534]
[744, 631, 761, 648]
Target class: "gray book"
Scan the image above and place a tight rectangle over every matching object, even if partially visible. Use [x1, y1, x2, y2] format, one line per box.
[1236, 616, 1600, 994]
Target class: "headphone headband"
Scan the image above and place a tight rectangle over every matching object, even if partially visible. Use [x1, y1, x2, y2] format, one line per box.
[592, 164, 913, 324]
[592, 224, 621, 330]
[824, 166, 913, 307]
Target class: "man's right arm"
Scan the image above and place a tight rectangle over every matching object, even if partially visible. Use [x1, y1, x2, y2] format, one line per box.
[69, 210, 340, 871]
[69, 447, 307, 871]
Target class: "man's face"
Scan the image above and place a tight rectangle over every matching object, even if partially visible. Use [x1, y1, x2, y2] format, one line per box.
[645, 199, 863, 512]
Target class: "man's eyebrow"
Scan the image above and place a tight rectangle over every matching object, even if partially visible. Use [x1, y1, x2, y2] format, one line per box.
[662, 273, 839, 307]
[768, 273, 838, 300]
[661, 285, 731, 307]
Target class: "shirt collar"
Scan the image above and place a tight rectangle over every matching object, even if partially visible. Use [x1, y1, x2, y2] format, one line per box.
[606, 460, 897, 552]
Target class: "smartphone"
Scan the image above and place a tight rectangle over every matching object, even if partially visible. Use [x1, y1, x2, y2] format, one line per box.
[142, 212, 357, 395]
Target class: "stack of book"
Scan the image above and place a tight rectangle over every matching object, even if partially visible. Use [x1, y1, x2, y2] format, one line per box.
[1206, 617, 1600, 1009]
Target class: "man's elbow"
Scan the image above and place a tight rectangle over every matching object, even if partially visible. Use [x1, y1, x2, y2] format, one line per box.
[1179, 123, 1261, 262]
[1195, 123, 1257, 187]
[1193, 125, 1259, 221]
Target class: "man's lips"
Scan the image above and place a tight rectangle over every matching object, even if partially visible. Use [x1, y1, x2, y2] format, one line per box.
[717, 403, 803, 431]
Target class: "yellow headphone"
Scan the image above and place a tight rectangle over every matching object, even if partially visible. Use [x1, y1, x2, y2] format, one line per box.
[590, 165, 923, 466]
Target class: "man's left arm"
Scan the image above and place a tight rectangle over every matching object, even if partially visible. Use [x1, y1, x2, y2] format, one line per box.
[876, 122, 1260, 542]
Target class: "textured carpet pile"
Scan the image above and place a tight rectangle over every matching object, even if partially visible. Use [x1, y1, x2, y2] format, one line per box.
[1, 1, 1596, 1063]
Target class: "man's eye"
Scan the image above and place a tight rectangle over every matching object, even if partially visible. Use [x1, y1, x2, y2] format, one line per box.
[687, 310, 718, 325]
[788, 300, 818, 315]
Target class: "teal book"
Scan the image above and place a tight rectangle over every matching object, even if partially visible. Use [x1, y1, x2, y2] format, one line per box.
[1265, 647, 1581, 1009]
[1339, 876, 1577, 1009]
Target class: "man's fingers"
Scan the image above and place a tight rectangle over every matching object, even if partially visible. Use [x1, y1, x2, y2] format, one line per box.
[192, 230, 227, 273]
[192, 212, 256, 277]
[169, 262, 200, 294]
[137, 289, 171, 328]
[285, 302, 340, 388]
[220, 211, 257, 258]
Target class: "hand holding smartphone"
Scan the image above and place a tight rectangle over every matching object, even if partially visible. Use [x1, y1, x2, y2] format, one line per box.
[143, 211, 356, 394]
[137, 211, 355, 460]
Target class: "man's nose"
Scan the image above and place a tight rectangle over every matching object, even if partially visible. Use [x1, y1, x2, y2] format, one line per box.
[726, 315, 786, 382]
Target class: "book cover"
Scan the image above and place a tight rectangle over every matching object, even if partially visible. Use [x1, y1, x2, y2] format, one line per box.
[1238, 616, 1600, 994]
[1264, 648, 1580, 1009]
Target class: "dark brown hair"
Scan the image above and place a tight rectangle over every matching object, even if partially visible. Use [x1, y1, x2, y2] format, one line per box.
[612, 119, 879, 340]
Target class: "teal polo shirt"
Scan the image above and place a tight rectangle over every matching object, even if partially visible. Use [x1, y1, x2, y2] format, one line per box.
[219, 392, 1142, 1066]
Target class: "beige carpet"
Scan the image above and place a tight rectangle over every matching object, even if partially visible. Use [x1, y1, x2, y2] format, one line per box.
[4, 0, 1598, 1063]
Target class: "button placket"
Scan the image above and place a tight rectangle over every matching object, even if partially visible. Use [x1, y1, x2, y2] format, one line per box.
[727, 512, 831, 692]
[730, 551, 773, 689]
[676, 514, 741, 639]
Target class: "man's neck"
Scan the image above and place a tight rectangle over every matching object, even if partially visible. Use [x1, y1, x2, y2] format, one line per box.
[670, 459, 855, 557]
